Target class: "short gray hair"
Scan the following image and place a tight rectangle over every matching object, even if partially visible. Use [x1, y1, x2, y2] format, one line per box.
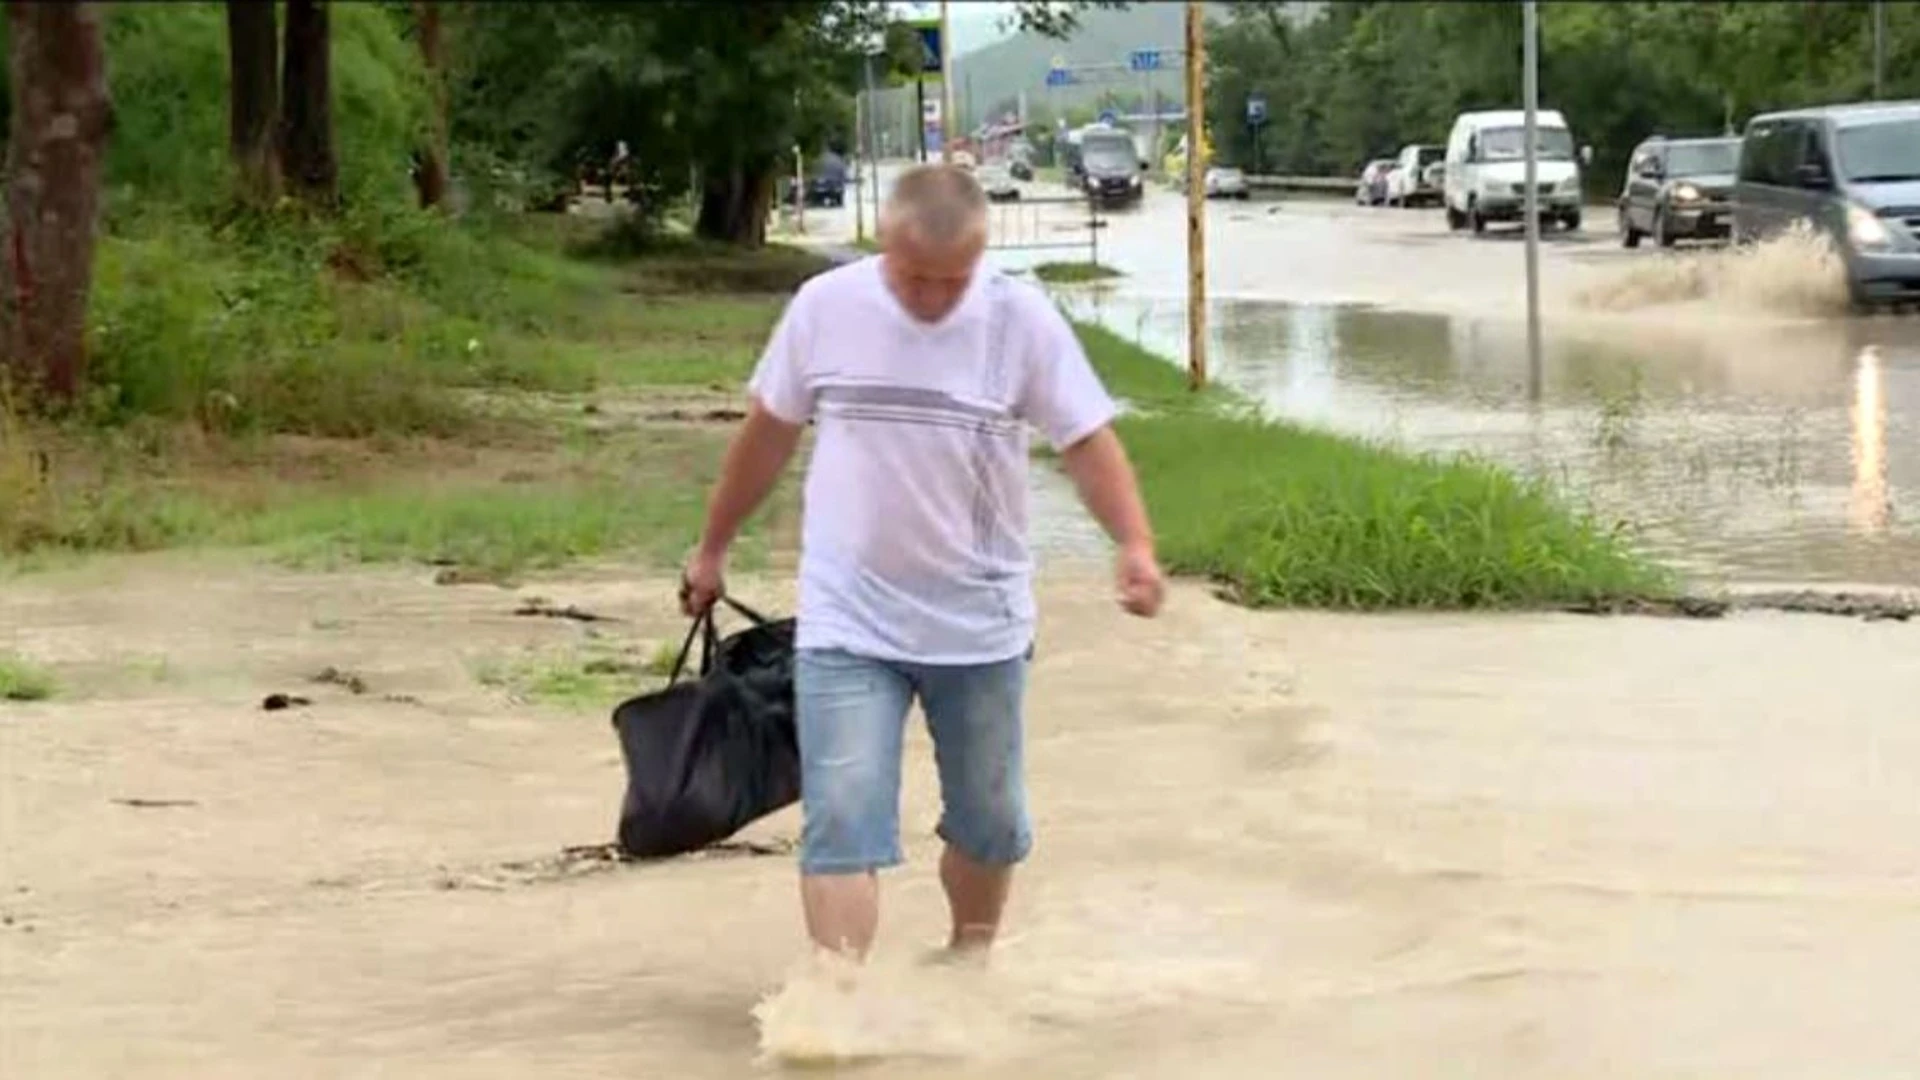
[881, 164, 987, 246]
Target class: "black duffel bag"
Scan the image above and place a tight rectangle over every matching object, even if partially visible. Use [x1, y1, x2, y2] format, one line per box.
[611, 597, 800, 859]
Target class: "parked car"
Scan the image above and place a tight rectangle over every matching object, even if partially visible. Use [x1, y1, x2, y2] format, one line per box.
[1733, 100, 1920, 307]
[1204, 166, 1250, 200]
[1617, 135, 1740, 248]
[1356, 159, 1397, 206]
[1386, 144, 1446, 207]
[1443, 109, 1593, 233]
[979, 163, 1021, 202]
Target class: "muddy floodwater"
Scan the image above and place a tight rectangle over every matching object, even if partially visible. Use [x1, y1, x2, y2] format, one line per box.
[4, 562, 1917, 1078]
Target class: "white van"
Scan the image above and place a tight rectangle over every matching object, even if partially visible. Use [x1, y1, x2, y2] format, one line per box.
[1443, 109, 1592, 233]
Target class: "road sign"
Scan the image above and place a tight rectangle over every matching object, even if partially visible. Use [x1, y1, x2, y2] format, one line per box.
[1246, 92, 1267, 126]
[1046, 66, 1075, 88]
[1129, 48, 1162, 72]
[907, 17, 942, 76]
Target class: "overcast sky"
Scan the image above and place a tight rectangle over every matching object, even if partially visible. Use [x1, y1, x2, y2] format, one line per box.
[890, 2, 1022, 59]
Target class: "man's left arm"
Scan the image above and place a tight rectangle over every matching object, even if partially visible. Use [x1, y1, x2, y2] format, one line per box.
[1022, 308, 1166, 617]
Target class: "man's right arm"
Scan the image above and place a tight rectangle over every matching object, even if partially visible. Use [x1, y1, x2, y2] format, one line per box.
[694, 399, 805, 560]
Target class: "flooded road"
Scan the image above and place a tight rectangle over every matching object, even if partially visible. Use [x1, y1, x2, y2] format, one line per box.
[805, 166, 1920, 586]
[995, 184, 1920, 588]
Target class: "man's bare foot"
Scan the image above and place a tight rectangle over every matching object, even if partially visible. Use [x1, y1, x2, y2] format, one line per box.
[917, 943, 991, 970]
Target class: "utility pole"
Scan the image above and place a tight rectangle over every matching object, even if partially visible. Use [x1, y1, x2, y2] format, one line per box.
[940, 0, 956, 163]
[1184, 0, 1207, 391]
[1873, 0, 1887, 101]
[1522, 0, 1542, 402]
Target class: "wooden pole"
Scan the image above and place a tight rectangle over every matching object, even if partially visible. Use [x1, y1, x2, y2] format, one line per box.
[1183, 1, 1207, 391]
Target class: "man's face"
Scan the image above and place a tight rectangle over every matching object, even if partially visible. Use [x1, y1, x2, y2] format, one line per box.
[881, 223, 985, 323]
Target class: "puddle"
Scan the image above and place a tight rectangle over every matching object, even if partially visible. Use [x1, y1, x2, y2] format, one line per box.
[1055, 291, 1920, 588]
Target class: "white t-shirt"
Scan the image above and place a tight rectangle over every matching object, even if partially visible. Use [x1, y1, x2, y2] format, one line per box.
[749, 257, 1118, 665]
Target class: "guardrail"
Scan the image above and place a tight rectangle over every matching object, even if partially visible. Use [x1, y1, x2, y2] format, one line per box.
[1244, 174, 1356, 192]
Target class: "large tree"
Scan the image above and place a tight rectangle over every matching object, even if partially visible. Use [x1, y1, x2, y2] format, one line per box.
[226, 0, 279, 206]
[278, 0, 337, 208]
[413, 0, 448, 209]
[1, 0, 113, 406]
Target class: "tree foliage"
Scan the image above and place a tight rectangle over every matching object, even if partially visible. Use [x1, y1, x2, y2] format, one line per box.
[1207, 1, 1920, 185]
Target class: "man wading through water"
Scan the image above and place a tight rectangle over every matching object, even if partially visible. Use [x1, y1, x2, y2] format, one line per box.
[682, 164, 1164, 961]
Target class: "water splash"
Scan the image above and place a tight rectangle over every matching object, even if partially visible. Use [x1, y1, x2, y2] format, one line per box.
[1572, 221, 1850, 318]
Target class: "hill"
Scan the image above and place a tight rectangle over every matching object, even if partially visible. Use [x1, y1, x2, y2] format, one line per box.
[950, 2, 1323, 127]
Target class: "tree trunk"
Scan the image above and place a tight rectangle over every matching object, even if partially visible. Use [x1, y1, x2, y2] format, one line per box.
[226, 0, 280, 205]
[278, 0, 337, 209]
[695, 162, 775, 248]
[412, 0, 448, 209]
[1, 1, 112, 406]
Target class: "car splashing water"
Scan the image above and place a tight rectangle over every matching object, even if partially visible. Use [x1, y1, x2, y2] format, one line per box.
[1571, 221, 1852, 318]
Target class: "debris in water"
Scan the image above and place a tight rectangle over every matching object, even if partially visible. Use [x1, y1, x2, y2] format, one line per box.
[513, 597, 625, 623]
[311, 666, 369, 694]
[1733, 590, 1918, 622]
[261, 693, 312, 712]
[1563, 596, 1729, 619]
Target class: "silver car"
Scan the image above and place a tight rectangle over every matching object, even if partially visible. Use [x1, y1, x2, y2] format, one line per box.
[1204, 166, 1250, 200]
[1734, 101, 1920, 307]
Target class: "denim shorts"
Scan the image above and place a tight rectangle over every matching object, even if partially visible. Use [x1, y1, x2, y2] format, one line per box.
[794, 647, 1033, 875]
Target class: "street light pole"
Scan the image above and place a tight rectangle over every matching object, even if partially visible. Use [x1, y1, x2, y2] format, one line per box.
[1184, 0, 1207, 392]
[854, 75, 867, 245]
[1522, 0, 1542, 403]
[940, 0, 956, 163]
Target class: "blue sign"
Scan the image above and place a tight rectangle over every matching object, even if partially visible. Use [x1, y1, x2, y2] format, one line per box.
[911, 21, 943, 74]
[1045, 67, 1075, 88]
[1129, 49, 1162, 72]
[1098, 109, 1119, 126]
[1246, 93, 1268, 125]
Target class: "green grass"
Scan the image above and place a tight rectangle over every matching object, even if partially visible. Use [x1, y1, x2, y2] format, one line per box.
[475, 645, 671, 710]
[2, 423, 793, 580]
[1032, 261, 1123, 285]
[1074, 323, 1672, 609]
[0, 654, 57, 702]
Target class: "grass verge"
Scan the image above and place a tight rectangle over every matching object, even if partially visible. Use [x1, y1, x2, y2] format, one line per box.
[0, 654, 57, 702]
[6, 213, 818, 577]
[1074, 324, 1673, 609]
[1033, 261, 1123, 285]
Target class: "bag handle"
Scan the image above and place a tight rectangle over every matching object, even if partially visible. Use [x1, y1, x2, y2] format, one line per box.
[663, 595, 768, 686]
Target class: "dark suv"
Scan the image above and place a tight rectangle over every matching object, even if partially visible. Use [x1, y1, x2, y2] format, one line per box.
[1617, 136, 1741, 248]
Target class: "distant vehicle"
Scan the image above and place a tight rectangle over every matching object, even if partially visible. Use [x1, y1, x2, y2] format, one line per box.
[1733, 100, 1920, 308]
[979, 163, 1021, 202]
[1386, 144, 1446, 207]
[1617, 135, 1740, 248]
[1443, 109, 1593, 234]
[783, 151, 847, 208]
[1204, 166, 1250, 200]
[1067, 123, 1144, 208]
[1357, 159, 1397, 206]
